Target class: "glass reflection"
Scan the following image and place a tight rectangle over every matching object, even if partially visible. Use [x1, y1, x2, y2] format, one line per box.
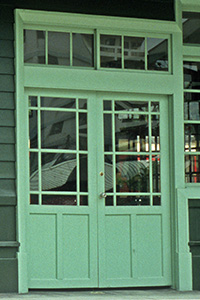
[30, 152, 38, 191]
[105, 155, 113, 193]
[79, 99, 87, 109]
[182, 12, 200, 45]
[80, 154, 88, 192]
[100, 35, 122, 68]
[73, 33, 94, 67]
[184, 93, 200, 120]
[115, 114, 149, 152]
[115, 101, 148, 111]
[185, 124, 200, 152]
[29, 110, 38, 148]
[152, 155, 160, 192]
[124, 36, 145, 70]
[104, 114, 112, 151]
[185, 155, 200, 183]
[24, 30, 45, 64]
[48, 31, 70, 65]
[41, 97, 76, 108]
[79, 113, 87, 150]
[151, 102, 159, 112]
[184, 61, 200, 89]
[152, 115, 160, 151]
[117, 196, 150, 206]
[116, 155, 149, 192]
[41, 111, 76, 149]
[42, 195, 77, 205]
[147, 38, 168, 71]
[41, 153, 76, 191]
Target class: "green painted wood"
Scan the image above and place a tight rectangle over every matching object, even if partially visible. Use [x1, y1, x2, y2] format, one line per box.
[0, 6, 14, 23]
[0, 259, 18, 292]
[0, 206, 16, 241]
[0, 110, 14, 126]
[0, 144, 15, 161]
[0, 127, 15, 143]
[0, 93, 14, 109]
[0, 162, 15, 179]
[0, 40, 14, 58]
[0, 23, 14, 40]
[0, 75, 14, 92]
[0, 241, 19, 248]
[0, 58, 14, 75]
[0, 248, 18, 258]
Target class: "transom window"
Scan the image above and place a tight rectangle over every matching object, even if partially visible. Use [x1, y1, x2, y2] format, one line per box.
[24, 29, 169, 72]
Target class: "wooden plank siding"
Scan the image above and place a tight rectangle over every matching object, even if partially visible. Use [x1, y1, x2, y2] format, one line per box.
[0, 4, 18, 293]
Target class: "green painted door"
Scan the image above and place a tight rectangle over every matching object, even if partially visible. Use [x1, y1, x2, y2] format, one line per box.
[27, 91, 171, 288]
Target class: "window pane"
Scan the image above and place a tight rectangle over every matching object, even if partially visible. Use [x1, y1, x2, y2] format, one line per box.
[115, 101, 148, 111]
[104, 114, 113, 151]
[184, 93, 200, 120]
[42, 153, 77, 191]
[117, 196, 150, 206]
[41, 97, 76, 108]
[147, 38, 168, 71]
[153, 196, 161, 206]
[29, 96, 37, 107]
[152, 155, 160, 192]
[42, 195, 77, 205]
[185, 155, 200, 183]
[79, 113, 87, 151]
[115, 114, 149, 152]
[184, 61, 200, 90]
[116, 155, 149, 192]
[48, 31, 70, 65]
[30, 194, 39, 205]
[73, 33, 94, 67]
[24, 30, 45, 64]
[80, 154, 88, 192]
[151, 102, 160, 112]
[152, 115, 160, 152]
[183, 12, 200, 45]
[79, 99, 87, 109]
[30, 152, 38, 191]
[105, 155, 113, 193]
[124, 36, 145, 70]
[100, 35, 122, 68]
[29, 110, 38, 148]
[185, 124, 200, 152]
[41, 111, 76, 149]
[105, 196, 113, 206]
[103, 100, 112, 111]
[80, 196, 88, 206]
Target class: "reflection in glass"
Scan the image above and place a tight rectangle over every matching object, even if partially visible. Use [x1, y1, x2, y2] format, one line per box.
[116, 155, 149, 192]
[80, 196, 88, 206]
[103, 100, 112, 111]
[29, 96, 37, 107]
[30, 152, 38, 191]
[79, 113, 87, 150]
[41, 97, 76, 108]
[151, 102, 159, 112]
[105, 196, 113, 206]
[184, 93, 200, 120]
[153, 196, 161, 206]
[73, 33, 94, 67]
[115, 114, 149, 152]
[185, 155, 200, 183]
[105, 155, 113, 193]
[104, 114, 112, 151]
[185, 124, 200, 152]
[182, 12, 200, 45]
[41, 111, 76, 149]
[29, 110, 38, 148]
[117, 196, 150, 206]
[115, 101, 148, 111]
[152, 115, 160, 151]
[42, 195, 77, 205]
[100, 35, 122, 68]
[48, 31, 70, 65]
[80, 154, 88, 192]
[41, 153, 77, 191]
[152, 155, 160, 192]
[184, 61, 200, 89]
[147, 38, 168, 71]
[124, 36, 145, 70]
[79, 99, 87, 109]
[30, 194, 39, 205]
[24, 30, 45, 64]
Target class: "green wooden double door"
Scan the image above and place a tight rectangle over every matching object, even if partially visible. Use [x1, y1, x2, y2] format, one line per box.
[27, 91, 171, 288]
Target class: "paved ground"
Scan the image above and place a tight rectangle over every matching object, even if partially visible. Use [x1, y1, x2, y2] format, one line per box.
[1, 288, 200, 300]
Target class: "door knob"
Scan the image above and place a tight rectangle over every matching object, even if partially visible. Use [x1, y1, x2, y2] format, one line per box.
[100, 192, 107, 198]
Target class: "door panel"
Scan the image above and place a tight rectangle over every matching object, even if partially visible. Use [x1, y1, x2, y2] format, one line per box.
[27, 91, 171, 288]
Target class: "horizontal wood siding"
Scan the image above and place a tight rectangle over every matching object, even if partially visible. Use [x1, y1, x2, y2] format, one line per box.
[0, 4, 17, 293]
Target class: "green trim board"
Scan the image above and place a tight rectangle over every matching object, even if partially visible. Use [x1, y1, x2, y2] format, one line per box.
[15, 8, 192, 292]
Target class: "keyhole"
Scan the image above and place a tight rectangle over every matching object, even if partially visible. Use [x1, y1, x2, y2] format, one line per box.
[100, 172, 104, 176]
